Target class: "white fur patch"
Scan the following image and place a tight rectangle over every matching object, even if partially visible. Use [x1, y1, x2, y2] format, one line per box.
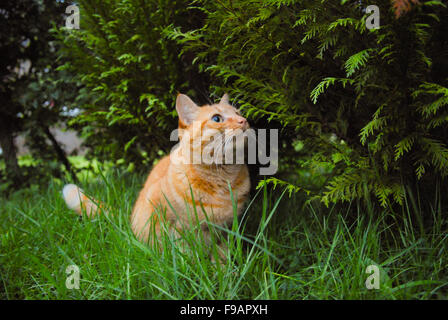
[62, 184, 83, 210]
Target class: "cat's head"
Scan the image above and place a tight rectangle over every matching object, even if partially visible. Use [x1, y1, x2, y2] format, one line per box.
[174, 93, 250, 165]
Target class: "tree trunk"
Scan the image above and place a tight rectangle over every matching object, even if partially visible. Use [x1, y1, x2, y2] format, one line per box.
[0, 128, 22, 185]
[42, 126, 79, 184]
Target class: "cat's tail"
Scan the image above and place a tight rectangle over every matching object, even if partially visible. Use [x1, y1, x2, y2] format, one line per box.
[62, 184, 107, 218]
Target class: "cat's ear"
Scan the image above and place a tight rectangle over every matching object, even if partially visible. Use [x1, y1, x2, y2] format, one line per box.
[176, 94, 199, 126]
[219, 93, 230, 105]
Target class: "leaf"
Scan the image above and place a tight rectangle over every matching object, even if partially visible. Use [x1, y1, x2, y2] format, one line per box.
[344, 49, 372, 77]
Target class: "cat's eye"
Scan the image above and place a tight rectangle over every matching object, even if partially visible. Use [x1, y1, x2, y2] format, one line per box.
[211, 114, 223, 123]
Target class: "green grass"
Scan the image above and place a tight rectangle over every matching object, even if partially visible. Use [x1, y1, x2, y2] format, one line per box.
[1, 170, 447, 299]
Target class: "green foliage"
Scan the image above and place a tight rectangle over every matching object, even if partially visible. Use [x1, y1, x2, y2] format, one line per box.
[56, 0, 209, 164]
[165, 0, 448, 206]
[57, 0, 448, 207]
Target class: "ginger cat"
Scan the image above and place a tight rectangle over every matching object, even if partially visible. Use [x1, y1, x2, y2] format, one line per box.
[63, 93, 250, 258]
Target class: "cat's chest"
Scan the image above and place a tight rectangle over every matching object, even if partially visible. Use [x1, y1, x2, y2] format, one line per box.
[179, 164, 249, 200]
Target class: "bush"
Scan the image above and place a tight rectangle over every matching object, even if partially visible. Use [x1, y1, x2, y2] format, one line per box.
[168, 0, 448, 206]
[57, 0, 209, 165]
[58, 0, 448, 207]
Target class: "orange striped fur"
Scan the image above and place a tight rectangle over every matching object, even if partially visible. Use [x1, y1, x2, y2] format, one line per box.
[63, 93, 250, 258]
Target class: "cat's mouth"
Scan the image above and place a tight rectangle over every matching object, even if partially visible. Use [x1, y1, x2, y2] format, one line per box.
[198, 129, 250, 165]
[219, 129, 249, 154]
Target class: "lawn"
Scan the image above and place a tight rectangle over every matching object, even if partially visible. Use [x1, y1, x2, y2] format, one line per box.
[1, 168, 447, 299]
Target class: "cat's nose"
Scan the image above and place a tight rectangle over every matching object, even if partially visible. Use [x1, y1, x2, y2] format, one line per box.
[236, 116, 249, 129]
[236, 116, 247, 125]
